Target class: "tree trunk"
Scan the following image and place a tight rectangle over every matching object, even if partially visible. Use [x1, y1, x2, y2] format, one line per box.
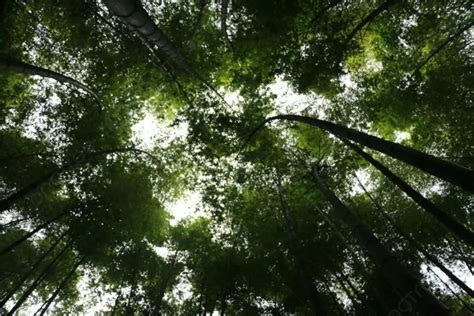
[0, 147, 150, 213]
[102, 0, 227, 102]
[0, 56, 99, 102]
[0, 232, 66, 308]
[341, 138, 474, 247]
[255, 114, 474, 192]
[319, 274, 345, 316]
[191, 0, 208, 38]
[102, 0, 196, 77]
[312, 167, 450, 315]
[151, 250, 178, 316]
[0, 212, 66, 256]
[36, 258, 83, 315]
[7, 242, 72, 315]
[0, 216, 30, 231]
[314, 206, 389, 314]
[332, 271, 359, 307]
[275, 174, 328, 316]
[354, 175, 474, 298]
[345, 0, 398, 45]
[125, 275, 137, 316]
[412, 20, 474, 75]
[220, 0, 234, 53]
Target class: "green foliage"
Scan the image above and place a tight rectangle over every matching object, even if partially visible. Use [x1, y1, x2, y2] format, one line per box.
[0, 0, 472, 314]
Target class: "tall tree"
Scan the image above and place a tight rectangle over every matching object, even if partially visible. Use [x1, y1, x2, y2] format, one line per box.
[312, 167, 450, 315]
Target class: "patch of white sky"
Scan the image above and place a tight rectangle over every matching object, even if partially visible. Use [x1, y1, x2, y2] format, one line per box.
[267, 77, 330, 118]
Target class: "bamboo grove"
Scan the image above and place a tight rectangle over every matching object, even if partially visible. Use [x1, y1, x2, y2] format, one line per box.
[0, 0, 473, 314]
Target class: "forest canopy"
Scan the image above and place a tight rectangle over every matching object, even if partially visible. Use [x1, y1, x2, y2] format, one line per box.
[0, 0, 473, 314]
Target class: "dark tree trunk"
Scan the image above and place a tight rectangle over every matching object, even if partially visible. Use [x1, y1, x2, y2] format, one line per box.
[0, 147, 150, 213]
[151, 250, 178, 316]
[412, 20, 474, 75]
[341, 138, 474, 247]
[354, 175, 474, 298]
[36, 258, 83, 315]
[220, 0, 234, 53]
[191, 0, 208, 38]
[103, 0, 196, 77]
[312, 167, 450, 315]
[0, 56, 99, 102]
[0, 233, 66, 308]
[254, 114, 474, 192]
[0, 216, 30, 231]
[332, 271, 359, 307]
[319, 275, 345, 316]
[125, 275, 137, 316]
[7, 242, 72, 315]
[345, 0, 398, 44]
[0, 212, 66, 256]
[314, 206, 389, 314]
[102, 0, 226, 101]
[275, 175, 328, 316]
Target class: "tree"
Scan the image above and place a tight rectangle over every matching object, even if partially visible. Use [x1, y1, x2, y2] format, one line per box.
[1, 0, 472, 313]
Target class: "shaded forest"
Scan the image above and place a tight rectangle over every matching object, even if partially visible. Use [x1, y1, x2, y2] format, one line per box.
[0, 0, 473, 314]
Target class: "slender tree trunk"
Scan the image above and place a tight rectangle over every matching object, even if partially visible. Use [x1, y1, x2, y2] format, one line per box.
[345, 0, 398, 44]
[412, 19, 474, 75]
[36, 258, 83, 315]
[342, 138, 474, 247]
[332, 271, 359, 307]
[0, 56, 99, 102]
[151, 250, 178, 316]
[102, 0, 227, 102]
[425, 263, 474, 313]
[355, 175, 474, 297]
[309, 0, 341, 27]
[275, 174, 328, 316]
[219, 295, 227, 316]
[251, 114, 474, 192]
[125, 275, 137, 316]
[312, 167, 450, 315]
[220, 0, 234, 53]
[0, 232, 67, 308]
[0, 212, 66, 256]
[319, 275, 345, 316]
[7, 242, 72, 315]
[221, 0, 229, 34]
[0, 216, 30, 231]
[191, 0, 208, 38]
[449, 240, 474, 275]
[314, 206, 390, 314]
[336, 271, 363, 303]
[0, 147, 150, 213]
[111, 292, 122, 314]
[102, 0, 196, 77]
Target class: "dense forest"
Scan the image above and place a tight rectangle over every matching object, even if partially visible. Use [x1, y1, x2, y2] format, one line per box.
[0, 0, 473, 314]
